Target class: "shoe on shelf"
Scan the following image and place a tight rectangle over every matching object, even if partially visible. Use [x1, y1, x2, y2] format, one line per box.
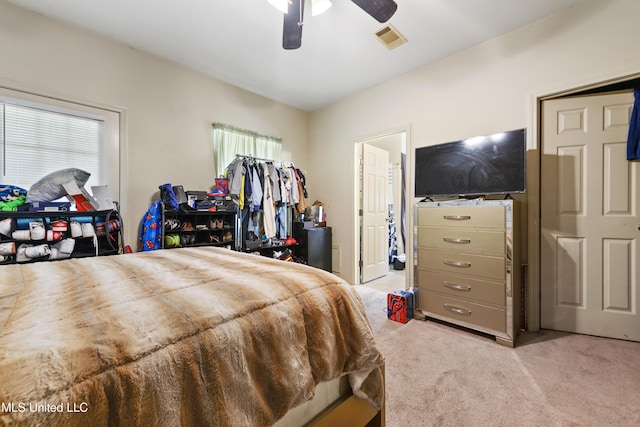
[277, 248, 294, 262]
[165, 218, 181, 231]
[165, 234, 180, 248]
[182, 221, 195, 231]
[82, 223, 95, 238]
[12, 230, 31, 240]
[210, 234, 221, 244]
[46, 230, 62, 241]
[56, 238, 75, 255]
[24, 244, 51, 259]
[16, 244, 29, 263]
[0, 218, 12, 237]
[223, 231, 233, 242]
[70, 220, 83, 238]
[29, 221, 46, 240]
[0, 242, 16, 255]
[50, 239, 75, 260]
[51, 220, 68, 232]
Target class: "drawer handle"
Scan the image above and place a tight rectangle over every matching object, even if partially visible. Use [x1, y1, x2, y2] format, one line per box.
[443, 281, 471, 292]
[443, 259, 471, 268]
[443, 215, 471, 221]
[443, 237, 471, 244]
[444, 304, 472, 316]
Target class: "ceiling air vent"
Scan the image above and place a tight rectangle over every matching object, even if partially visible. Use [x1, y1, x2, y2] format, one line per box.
[374, 24, 407, 50]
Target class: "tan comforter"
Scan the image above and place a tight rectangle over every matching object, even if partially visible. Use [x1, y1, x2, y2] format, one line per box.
[0, 247, 384, 426]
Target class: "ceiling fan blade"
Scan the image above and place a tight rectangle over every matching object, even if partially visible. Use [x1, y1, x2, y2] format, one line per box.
[350, 0, 397, 23]
[283, 0, 305, 50]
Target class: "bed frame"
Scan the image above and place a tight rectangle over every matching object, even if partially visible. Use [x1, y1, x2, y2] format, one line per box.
[308, 395, 384, 427]
[307, 367, 385, 427]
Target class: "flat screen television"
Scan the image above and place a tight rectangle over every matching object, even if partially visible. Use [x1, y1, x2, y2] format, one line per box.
[415, 128, 526, 198]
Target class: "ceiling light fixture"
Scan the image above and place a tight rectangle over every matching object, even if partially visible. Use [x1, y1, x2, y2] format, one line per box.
[270, 0, 397, 50]
[268, 0, 331, 16]
[267, 0, 291, 14]
[311, 0, 332, 16]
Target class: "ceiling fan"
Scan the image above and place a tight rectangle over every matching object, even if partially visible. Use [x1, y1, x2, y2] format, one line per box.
[270, 0, 398, 50]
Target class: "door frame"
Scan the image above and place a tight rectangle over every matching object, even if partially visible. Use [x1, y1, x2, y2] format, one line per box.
[353, 124, 412, 288]
[528, 71, 640, 331]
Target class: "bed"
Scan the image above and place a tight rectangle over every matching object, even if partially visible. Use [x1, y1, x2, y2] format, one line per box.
[0, 247, 384, 426]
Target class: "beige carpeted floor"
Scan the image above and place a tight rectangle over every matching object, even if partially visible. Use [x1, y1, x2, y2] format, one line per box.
[354, 285, 640, 427]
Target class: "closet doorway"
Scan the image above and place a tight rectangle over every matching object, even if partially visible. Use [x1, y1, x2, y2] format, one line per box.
[530, 75, 640, 335]
[356, 129, 408, 293]
[540, 86, 640, 341]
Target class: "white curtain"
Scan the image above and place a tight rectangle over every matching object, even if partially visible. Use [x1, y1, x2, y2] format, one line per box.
[212, 123, 282, 176]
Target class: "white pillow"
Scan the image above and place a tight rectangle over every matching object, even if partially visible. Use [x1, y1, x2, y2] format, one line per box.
[26, 168, 91, 203]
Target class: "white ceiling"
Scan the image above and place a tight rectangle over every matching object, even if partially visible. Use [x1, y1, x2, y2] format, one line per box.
[7, 0, 585, 112]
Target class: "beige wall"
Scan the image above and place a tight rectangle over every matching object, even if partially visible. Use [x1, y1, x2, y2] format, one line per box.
[0, 0, 309, 249]
[309, 0, 640, 285]
[3, 0, 640, 285]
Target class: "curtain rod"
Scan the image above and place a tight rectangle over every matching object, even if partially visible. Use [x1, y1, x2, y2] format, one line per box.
[234, 155, 308, 175]
[213, 122, 282, 143]
[235, 154, 292, 165]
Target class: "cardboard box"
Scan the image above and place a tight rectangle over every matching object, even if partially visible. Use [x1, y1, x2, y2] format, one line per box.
[387, 290, 415, 323]
[27, 201, 71, 212]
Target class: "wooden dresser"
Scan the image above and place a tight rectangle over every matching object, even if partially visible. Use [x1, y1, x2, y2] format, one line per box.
[414, 200, 520, 347]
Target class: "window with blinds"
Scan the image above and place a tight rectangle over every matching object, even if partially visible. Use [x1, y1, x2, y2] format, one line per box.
[1, 100, 104, 192]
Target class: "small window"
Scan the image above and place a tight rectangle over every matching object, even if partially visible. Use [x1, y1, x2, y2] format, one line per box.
[212, 123, 282, 176]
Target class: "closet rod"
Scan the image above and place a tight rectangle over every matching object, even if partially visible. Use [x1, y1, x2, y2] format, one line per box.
[235, 154, 293, 166]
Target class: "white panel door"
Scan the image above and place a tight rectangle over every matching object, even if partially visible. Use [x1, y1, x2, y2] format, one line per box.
[361, 143, 389, 283]
[541, 91, 639, 341]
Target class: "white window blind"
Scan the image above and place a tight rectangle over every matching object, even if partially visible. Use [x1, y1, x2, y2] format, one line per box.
[1, 99, 103, 191]
[212, 123, 282, 176]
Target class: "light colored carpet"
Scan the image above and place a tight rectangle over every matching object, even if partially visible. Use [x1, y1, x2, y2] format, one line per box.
[354, 285, 640, 427]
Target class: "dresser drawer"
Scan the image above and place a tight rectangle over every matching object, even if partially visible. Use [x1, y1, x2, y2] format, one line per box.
[420, 291, 506, 333]
[417, 205, 505, 229]
[417, 228, 505, 254]
[419, 249, 505, 281]
[416, 270, 505, 306]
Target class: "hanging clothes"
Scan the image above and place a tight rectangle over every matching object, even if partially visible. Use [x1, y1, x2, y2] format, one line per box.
[262, 162, 276, 238]
[296, 168, 308, 198]
[275, 205, 288, 238]
[269, 163, 281, 204]
[289, 166, 299, 205]
[295, 169, 306, 213]
[279, 167, 290, 205]
[243, 162, 252, 210]
[223, 155, 308, 241]
[227, 158, 244, 198]
[251, 165, 263, 212]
